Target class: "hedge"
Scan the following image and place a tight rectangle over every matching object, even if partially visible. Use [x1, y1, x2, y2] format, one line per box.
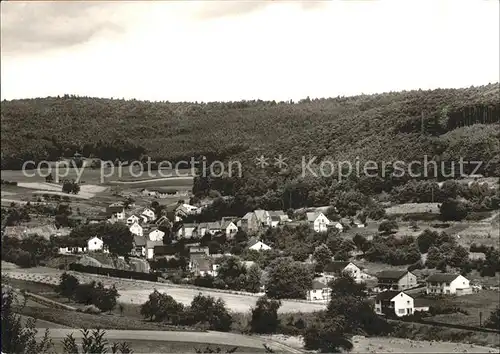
[69, 263, 158, 282]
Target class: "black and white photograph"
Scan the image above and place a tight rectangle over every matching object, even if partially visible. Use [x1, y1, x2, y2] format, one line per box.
[1, 0, 499, 353]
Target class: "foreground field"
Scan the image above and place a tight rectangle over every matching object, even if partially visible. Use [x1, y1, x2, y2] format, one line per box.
[2, 267, 326, 313]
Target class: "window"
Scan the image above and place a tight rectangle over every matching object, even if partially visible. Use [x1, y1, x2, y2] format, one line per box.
[398, 309, 405, 314]
[407, 301, 410, 305]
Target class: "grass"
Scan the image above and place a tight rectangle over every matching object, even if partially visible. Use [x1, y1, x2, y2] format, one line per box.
[424, 290, 500, 327]
[51, 340, 263, 354]
[19, 306, 199, 331]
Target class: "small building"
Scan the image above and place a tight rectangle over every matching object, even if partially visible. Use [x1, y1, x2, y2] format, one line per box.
[268, 210, 289, 224]
[155, 215, 172, 227]
[306, 212, 330, 233]
[306, 280, 331, 301]
[148, 229, 165, 242]
[129, 222, 144, 237]
[145, 240, 163, 259]
[221, 220, 238, 238]
[127, 215, 140, 225]
[248, 237, 272, 251]
[254, 209, 271, 227]
[376, 270, 418, 291]
[207, 221, 221, 235]
[375, 291, 414, 317]
[237, 212, 260, 233]
[58, 246, 86, 254]
[87, 236, 108, 253]
[189, 245, 210, 256]
[142, 208, 156, 222]
[132, 236, 147, 257]
[189, 254, 218, 277]
[106, 203, 125, 221]
[425, 273, 471, 296]
[177, 223, 198, 238]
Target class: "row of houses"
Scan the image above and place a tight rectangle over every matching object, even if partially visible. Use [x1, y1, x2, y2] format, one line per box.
[140, 188, 189, 199]
[305, 262, 473, 303]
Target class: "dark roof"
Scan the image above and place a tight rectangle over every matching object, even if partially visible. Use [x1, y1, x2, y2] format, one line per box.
[426, 273, 460, 283]
[311, 280, 328, 290]
[377, 270, 409, 280]
[375, 290, 411, 301]
[134, 236, 146, 247]
[247, 237, 259, 248]
[324, 261, 351, 273]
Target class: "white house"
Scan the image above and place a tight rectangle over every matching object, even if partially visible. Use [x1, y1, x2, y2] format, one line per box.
[324, 261, 369, 283]
[248, 238, 272, 251]
[306, 212, 330, 233]
[177, 223, 198, 238]
[306, 280, 331, 301]
[254, 209, 271, 227]
[127, 215, 140, 225]
[221, 221, 238, 238]
[330, 222, 344, 232]
[426, 273, 471, 296]
[87, 236, 108, 253]
[142, 208, 156, 222]
[129, 222, 144, 237]
[375, 291, 414, 317]
[148, 229, 165, 242]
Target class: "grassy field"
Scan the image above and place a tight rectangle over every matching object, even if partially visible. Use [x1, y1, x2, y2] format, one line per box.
[423, 290, 500, 327]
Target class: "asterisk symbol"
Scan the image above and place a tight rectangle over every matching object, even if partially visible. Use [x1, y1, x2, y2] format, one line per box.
[274, 154, 288, 169]
[255, 155, 269, 169]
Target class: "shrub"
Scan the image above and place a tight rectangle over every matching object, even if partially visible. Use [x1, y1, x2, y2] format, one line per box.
[57, 273, 80, 299]
[82, 304, 101, 314]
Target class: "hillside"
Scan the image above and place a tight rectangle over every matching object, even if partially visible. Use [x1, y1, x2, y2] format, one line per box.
[1, 84, 499, 210]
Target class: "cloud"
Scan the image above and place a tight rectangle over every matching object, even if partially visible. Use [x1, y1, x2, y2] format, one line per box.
[194, 0, 326, 20]
[0, 1, 139, 55]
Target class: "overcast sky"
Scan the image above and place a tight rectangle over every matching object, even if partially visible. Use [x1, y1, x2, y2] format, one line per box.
[1, 0, 499, 102]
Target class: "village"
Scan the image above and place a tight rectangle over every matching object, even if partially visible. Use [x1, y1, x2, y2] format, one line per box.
[42, 194, 487, 320]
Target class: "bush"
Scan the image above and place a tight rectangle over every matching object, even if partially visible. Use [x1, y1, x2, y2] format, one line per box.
[82, 304, 101, 314]
[250, 296, 282, 334]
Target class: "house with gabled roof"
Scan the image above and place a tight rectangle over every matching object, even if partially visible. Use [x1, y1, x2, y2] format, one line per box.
[106, 203, 125, 221]
[248, 237, 272, 251]
[375, 291, 415, 317]
[324, 261, 367, 283]
[127, 214, 141, 225]
[177, 223, 198, 238]
[129, 222, 144, 237]
[155, 215, 172, 227]
[207, 221, 221, 235]
[377, 270, 418, 291]
[221, 220, 238, 237]
[307, 279, 331, 301]
[306, 212, 330, 233]
[425, 273, 471, 295]
[142, 208, 156, 222]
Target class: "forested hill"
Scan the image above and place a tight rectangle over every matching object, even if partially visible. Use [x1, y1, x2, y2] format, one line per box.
[1, 84, 499, 177]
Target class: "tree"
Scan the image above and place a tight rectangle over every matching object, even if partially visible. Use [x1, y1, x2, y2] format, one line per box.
[352, 234, 367, 254]
[57, 272, 80, 299]
[313, 244, 333, 272]
[102, 223, 134, 256]
[62, 180, 80, 195]
[2, 289, 53, 354]
[250, 296, 282, 334]
[266, 257, 313, 299]
[245, 264, 263, 293]
[425, 246, 443, 269]
[440, 198, 468, 221]
[448, 245, 469, 268]
[62, 329, 133, 354]
[140, 290, 184, 323]
[378, 220, 398, 235]
[416, 229, 439, 253]
[214, 256, 248, 291]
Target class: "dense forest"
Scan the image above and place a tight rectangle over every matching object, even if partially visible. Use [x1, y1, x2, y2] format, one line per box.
[2, 84, 499, 209]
